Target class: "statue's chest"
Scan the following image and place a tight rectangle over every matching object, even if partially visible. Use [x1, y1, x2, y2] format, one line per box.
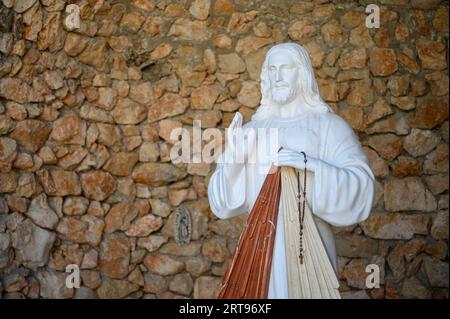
[277, 126, 321, 159]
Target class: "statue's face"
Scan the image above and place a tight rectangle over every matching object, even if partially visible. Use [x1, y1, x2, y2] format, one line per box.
[268, 50, 299, 105]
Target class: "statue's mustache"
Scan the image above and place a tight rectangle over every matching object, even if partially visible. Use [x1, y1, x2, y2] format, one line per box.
[273, 83, 290, 89]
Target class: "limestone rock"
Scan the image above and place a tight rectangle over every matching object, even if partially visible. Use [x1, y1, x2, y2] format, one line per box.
[411, 98, 449, 129]
[11, 218, 56, 267]
[27, 193, 59, 229]
[56, 215, 104, 246]
[189, 0, 210, 20]
[404, 129, 441, 157]
[37, 12, 65, 52]
[237, 81, 261, 108]
[99, 235, 130, 279]
[401, 277, 432, 299]
[425, 174, 449, 195]
[64, 33, 88, 57]
[391, 156, 422, 177]
[144, 254, 185, 276]
[148, 93, 189, 123]
[125, 214, 163, 237]
[235, 35, 273, 55]
[139, 142, 159, 162]
[363, 134, 403, 161]
[50, 113, 86, 145]
[120, 11, 145, 33]
[201, 237, 229, 262]
[97, 278, 139, 299]
[133, 163, 187, 186]
[169, 273, 193, 296]
[388, 75, 410, 97]
[63, 196, 89, 216]
[186, 257, 211, 277]
[431, 210, 449, 240]
[193, 276, 221, 299]
[129, 82, 158, 105]
[137, 235, 167, 252]
[112, 97, 147, 125]
[159, 242, 202, 257]
[143, 273, 168, 294]
[103, 152, 139, 177]
[151, 42, 173, 61]
[149, 199, 171, 217]
[336, 234, 378, 259]
[424, 144, 448, 174]
[423, 256, 449, 288]
[339, 48, 366, 70]
[218, 53, 246, 74]
[416, 38, 447, 70]
[191, 85, 220, 110]
[168, 18, 209, 41]
[350, 24, 374, 48]
[227, 11, 258, 34]
[366, 116, 409, 135]
[37, 270, 73, 299]
[288, 19, 316, 41]
[158, 119, 182, 142]
[342, 259, 371, 289]
[361, 213, 429, 239]
[80, 171, 116, 201]
[385, 177, 437, 212]
[369, 48, 398, 76]
[78, 39, 111, 73]
[37, 169, 81, 197]
[13, 0, 37, 13]
[10, 120, 50, 152]
[0, 137, 17, 172]
[104, 202, 139, 233]
[96, 87, 117, 111]
[321, 19, 343, 45]
[346, 79, 373, 107]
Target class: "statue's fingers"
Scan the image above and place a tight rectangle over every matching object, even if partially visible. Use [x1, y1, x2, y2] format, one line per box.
[234, 112, 243, 127]
[229, 112, 242, 129]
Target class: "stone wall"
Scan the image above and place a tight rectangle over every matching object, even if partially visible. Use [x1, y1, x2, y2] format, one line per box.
[0, 0, 448, 299]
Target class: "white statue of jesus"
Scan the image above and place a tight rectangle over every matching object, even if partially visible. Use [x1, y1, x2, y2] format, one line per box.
[207, 43, 376, 298]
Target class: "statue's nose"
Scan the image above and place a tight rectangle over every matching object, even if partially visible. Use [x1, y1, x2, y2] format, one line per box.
[276, 69, 283, 82]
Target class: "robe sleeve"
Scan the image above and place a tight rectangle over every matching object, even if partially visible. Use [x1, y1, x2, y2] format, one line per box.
[207, 124, 254, 220]
[311, 113, 376, 227]
[207, 158, 247, 219]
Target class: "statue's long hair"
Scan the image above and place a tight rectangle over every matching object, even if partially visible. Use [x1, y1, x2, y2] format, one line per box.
[252, 43, 334, 121]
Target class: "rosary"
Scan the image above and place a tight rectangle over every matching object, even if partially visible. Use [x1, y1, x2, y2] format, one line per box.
[297, 151, 307, 264]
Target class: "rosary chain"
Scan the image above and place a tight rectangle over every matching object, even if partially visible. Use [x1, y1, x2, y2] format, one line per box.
[297, 151, 307, 264]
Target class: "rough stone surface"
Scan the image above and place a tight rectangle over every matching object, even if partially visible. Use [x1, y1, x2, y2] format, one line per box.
[80, 171, 116, 201]
[9, 120, 50, 152]
[56, 215, 104, 246]
[384, 177, 437, 212]
[144, 254, 184, 276]
[11, 219, 56, 267]
[0, 0, 447, 300]
[99, 235, 131, 279]
[26, 193, 59, 230]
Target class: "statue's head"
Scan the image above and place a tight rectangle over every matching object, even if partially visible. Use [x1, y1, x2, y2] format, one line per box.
[267, 46, 300, 105]
[252, 43, 333, 121]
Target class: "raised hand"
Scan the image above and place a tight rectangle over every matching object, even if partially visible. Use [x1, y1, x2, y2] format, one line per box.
[223, 112, 255, 165]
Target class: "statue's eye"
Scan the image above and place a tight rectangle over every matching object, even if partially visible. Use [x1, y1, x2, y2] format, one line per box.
[269, 66, 276, 71]
[281, 65, 295, 70]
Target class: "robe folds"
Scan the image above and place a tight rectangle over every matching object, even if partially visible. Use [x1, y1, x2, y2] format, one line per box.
[208, 109, 376, 299]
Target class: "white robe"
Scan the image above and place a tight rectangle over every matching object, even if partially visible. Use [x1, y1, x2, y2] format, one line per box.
[207, 109, 376, 298]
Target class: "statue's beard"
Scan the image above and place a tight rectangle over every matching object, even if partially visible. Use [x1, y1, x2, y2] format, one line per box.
[270, 83, 298, 105]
